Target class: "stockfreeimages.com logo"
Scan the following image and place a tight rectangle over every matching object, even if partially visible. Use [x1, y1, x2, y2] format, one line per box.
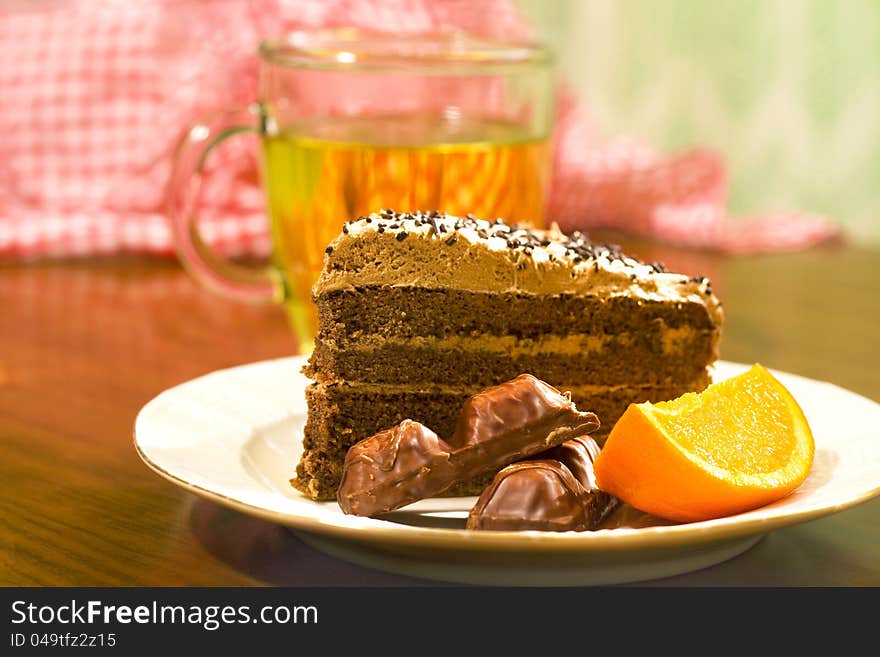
[11, 600, 317, 632]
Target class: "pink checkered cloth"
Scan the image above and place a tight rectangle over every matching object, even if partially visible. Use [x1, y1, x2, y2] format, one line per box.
[0, 0, 840, 260]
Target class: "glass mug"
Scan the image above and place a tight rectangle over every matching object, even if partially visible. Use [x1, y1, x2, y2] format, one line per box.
[168, 28, 555, 353]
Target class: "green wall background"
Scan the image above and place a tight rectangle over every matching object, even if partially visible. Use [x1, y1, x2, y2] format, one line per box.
[523, 0, 880, 245]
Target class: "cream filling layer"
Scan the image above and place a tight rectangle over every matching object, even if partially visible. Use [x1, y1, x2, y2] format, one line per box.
[334, 327, 709, 356]
[313, 374, 711, 397]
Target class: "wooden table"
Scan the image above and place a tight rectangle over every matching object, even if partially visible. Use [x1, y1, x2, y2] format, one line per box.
[2, 241, 878, 586]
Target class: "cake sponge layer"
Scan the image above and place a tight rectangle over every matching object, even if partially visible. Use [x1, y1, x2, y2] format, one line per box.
[308, 332, 717, 388]
[315, 286, 720, 340]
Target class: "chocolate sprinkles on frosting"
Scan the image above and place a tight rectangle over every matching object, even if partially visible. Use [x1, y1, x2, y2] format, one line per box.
[336, 210, 716, 296]
[354, 210, 627, 261]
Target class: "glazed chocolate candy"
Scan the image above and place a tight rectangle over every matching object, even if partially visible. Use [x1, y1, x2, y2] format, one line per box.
[466, 435, 619, 532]
[337, 374, 601, 517]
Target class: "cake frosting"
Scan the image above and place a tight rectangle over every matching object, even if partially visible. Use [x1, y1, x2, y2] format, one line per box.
[316, 210, 723, 326]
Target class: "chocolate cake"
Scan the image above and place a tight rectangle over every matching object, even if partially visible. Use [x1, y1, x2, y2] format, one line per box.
[293, 210, 723, 501]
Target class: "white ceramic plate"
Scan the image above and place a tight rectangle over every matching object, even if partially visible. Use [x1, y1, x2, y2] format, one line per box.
[134, 356, 880, 586]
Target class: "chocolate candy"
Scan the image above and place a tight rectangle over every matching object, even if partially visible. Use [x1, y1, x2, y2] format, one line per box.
[337, 374, 601, 517]
[466, 435, 618, 532]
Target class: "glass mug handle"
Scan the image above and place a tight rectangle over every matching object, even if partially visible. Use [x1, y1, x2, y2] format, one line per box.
[167, 104, 282, 304]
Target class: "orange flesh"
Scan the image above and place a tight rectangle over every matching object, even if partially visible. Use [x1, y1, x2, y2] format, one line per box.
[593, 364, 815, 523]
[650, 370, 798, 475]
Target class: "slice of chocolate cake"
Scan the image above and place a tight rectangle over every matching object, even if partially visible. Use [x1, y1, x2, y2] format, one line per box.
[293, 210, 723, 501]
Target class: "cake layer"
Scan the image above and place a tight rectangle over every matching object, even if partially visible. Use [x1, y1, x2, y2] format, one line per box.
[315, 287, 720, 340]
[308, 328, 718, 387]
[293, 374, 711, 501]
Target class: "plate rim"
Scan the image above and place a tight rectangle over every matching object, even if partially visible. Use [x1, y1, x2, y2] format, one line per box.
[134, 356, 880, 555]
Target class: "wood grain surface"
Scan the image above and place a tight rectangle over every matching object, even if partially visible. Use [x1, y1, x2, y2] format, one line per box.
[1, 242, 878, 586]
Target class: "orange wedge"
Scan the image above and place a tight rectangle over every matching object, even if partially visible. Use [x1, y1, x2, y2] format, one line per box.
[593, 364, 814, 522]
